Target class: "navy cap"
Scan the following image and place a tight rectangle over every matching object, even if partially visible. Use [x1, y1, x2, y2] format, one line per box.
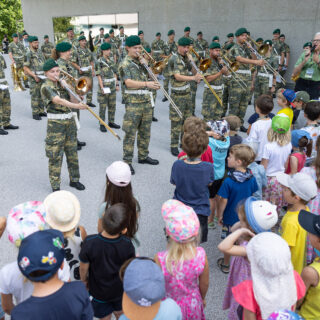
[18, 229, 65, 282]
[299, 210, 320, 237]
[123, 259, 165, 306]
[283, 89, 296, 103]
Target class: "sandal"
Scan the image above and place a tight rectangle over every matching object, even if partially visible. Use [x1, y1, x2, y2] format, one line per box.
[217, 257, 230, 274]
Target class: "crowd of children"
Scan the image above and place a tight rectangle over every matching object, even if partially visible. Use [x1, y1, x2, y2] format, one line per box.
[1, 90, 320, 320]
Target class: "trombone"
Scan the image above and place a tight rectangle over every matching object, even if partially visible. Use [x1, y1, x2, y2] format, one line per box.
[220, 55, 247, 89]
[189, 47, 212, 71]
[245, 36, 286, 85]
[57, 70, 121, 140]
[141, 47, 171, 74]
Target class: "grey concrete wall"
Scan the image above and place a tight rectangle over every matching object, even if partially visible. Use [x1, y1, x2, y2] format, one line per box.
[21, 0, 320, 81]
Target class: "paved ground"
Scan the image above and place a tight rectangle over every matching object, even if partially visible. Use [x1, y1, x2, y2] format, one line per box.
[0, 53, 269, 319]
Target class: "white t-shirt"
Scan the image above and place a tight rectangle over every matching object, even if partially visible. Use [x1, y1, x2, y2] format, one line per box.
[262, 141, 292, 176]
[0, 260, 70, 304]
[302, 124, 320, 159]
[248, 119, 272, 161]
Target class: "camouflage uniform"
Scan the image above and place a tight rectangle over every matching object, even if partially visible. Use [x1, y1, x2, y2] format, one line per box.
[110, 37, 119, 63]
[189, 52, 199, 115]
[222, 74, 232, 114]
[71, 46, 94, 104]
[185, 36, 195, 45]
[41, 79, 80, 190]
[169, 52, 193, 148]
[41, 41, 55, 60]
[116, 33, 128, 61]
[119, 55, 153, 164]
[0, 53, 11, 127]
[228, 43, 253, 123]
[24, 48, 46, 116]
[272, 39, 285, 91]
[163, 40, 177, 93]
[254, 54, 278, 102]
[94, 34, 104, 47]
[280, 41, 290, 82]
[151, 39, 165, 62]
[222, 41, 234, 51]
[95, 57, 118, 123]
[202, 58, 224, 122]
[8, 41, 28, 87]
[194, 38, 209, 59]
[141, 40, 151, 51]
[96, 42, 117, 61]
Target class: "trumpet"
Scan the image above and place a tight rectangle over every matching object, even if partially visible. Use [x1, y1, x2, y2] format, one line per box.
[59, 69, 92, 95]
[57, 72, 121, 140]
[189, 47, 211, 72]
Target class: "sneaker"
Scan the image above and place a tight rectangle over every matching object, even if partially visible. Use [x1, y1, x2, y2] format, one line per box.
[208, 221, 216, 229]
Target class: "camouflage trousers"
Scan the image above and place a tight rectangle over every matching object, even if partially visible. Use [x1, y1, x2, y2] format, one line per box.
[122, 102, 153, 164]
[222, 76, 231, 115]
[254, 77, 272, 103]
[45, 118, 80, 189]
[29, 80, 45, 116]
[151, 89, 157, 117]
[170, 90, 192, 148]
[83, 74, 93, 104]
[0, 87, 11, 127]
[98, 90, 116, 123]
[163, 66, 170, 93]
[16, 63, 28, 87]
[229, 76, 251, 124]
[190, 80, 197, 115]
[201, 87, 224, 122]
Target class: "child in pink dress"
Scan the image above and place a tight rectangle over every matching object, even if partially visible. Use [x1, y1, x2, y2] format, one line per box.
[155, 199, 209, 320]
[218, 197, 278, 320]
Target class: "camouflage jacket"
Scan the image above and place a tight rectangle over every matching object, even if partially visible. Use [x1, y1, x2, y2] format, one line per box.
[96, 42, 117, 61]
[71, 46, 93, 74]
[186, 36, 195, 45]
[95, 57, 117, 93]
[151, 39, 165, 53]
[256, 53, 278, 76]
[229, 42, 252, 71]
[194, 39, 209, 53]
[164, 41, 178, 56]
[24, 48, 46, 83]
[116, 34, 128, 49]
[118, 55, 150, 103]
[141, 40, 151, 51]
[8, 41, 25, 63]
[203, 58, 223, 87]
[272, 39, 285, 57]
[282, 42, 290, 57]
[0, 53, 7, 84]
[41, 42, 55, 60]
[94, 34, 104, 46]
[57, 57, 77, 78]
[41, 78, 70, 114]
[61, 37, 77, 50]
[169, 52, 193, 88]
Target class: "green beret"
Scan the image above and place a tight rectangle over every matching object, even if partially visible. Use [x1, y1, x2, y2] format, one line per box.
[156, 32, 161, 37]
[167, 29, 175, 36]
[256, 37, 263, 42]
[28, 36, 38, 42]
[227, 33, 234, 38]
[78, 35, 86, 41]
[235, 28, 248, 37]
[43, 58, 59, 72]
[225, 42, 235, 51]
[101, 42, 111, 51]
[12, 33, 18, 38]
[119, 26, 124, 30]
[125, 35, 141, 47]
[66, 27, 73, 32]
[184, 26, 190, 32]
[273, 28, 280, 34]
[80, 31, 84, 35]
[144, 47, 151, 53]
[138, 30, 144, 35]
[178, 37, 192, 46]
[109, 29, 114, 34]
[22, 32, 28, 36]
[44, 35, 49, 39]
[99, 27, 104, 31]
[303, 42, 312, 48]
[264, 40, 272, 46]
[212, 36, 219, 41]
[104, 33, 110, 39]
[197, 31, 203, 36]
[280, 34, 285, 38]
[209, 42, 221, 49]
[56, 42, 72, 52]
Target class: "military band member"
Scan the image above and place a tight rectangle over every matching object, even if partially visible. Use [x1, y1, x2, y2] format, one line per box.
[151, 32, 165, 62]
[272, 28, 285, 91]
[194, 31, 209, 59]
[138, 30, 151, 51]
[41, 35, 55, 60]
[109, 29, 119, 63]
[222, 42, 234, 114]
[119, 35, 160, 175]
[63, 27, 77, 50]
[252, 40, 278, 102]
[189, 44, 199, 116]
[162, 29, 177, 101]
[116, 26, 128, 61]
[22, 32, 29, 51]
[8, 33, 28, 89]
[202, 42, 228, 122]
[96, 33, 117, 62]
[279, 33, 290, 78]
[95, 42, 120, 132]
[183, 26, 195, 44]
[222, 33, 234, 50]
[256, 37, 264, 48]
[212, 36, 220, 43]
[94, 27, 105, 46]
[41, 58, 86, 192]
[71, 35, 96, 108]
[0, 52, 19, 135]
[24, 36, 46, 120]
[228, 28, 265, 129]
[169, 37, 202, 156]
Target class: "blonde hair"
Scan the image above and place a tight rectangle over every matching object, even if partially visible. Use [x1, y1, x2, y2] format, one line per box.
[165, 236, 199, 275]
[63, 227, 76, 239]
[276, 88, 290, 106]
[267, 127, 291, 146]
[229, 144, 255, 167]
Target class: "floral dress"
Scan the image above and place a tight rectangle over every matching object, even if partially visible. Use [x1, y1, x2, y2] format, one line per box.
[157, 247, 206, 320]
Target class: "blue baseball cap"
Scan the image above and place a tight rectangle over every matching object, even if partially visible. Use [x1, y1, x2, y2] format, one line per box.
[283, 89, 296, 104]
[291, 130, 311, 148]
[17, 229, 65, 282]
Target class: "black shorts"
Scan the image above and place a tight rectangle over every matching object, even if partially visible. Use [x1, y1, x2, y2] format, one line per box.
[91, 296, 122, 318]
[208, 179, 223, 198]
[197, 214, 208, 243]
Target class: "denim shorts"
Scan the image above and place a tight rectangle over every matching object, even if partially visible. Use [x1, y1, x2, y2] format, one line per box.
[91, 296, 122, 318]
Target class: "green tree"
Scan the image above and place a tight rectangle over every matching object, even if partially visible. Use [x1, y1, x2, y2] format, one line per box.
[53, 16, 73, 43]
[0, 0, 24, 41]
